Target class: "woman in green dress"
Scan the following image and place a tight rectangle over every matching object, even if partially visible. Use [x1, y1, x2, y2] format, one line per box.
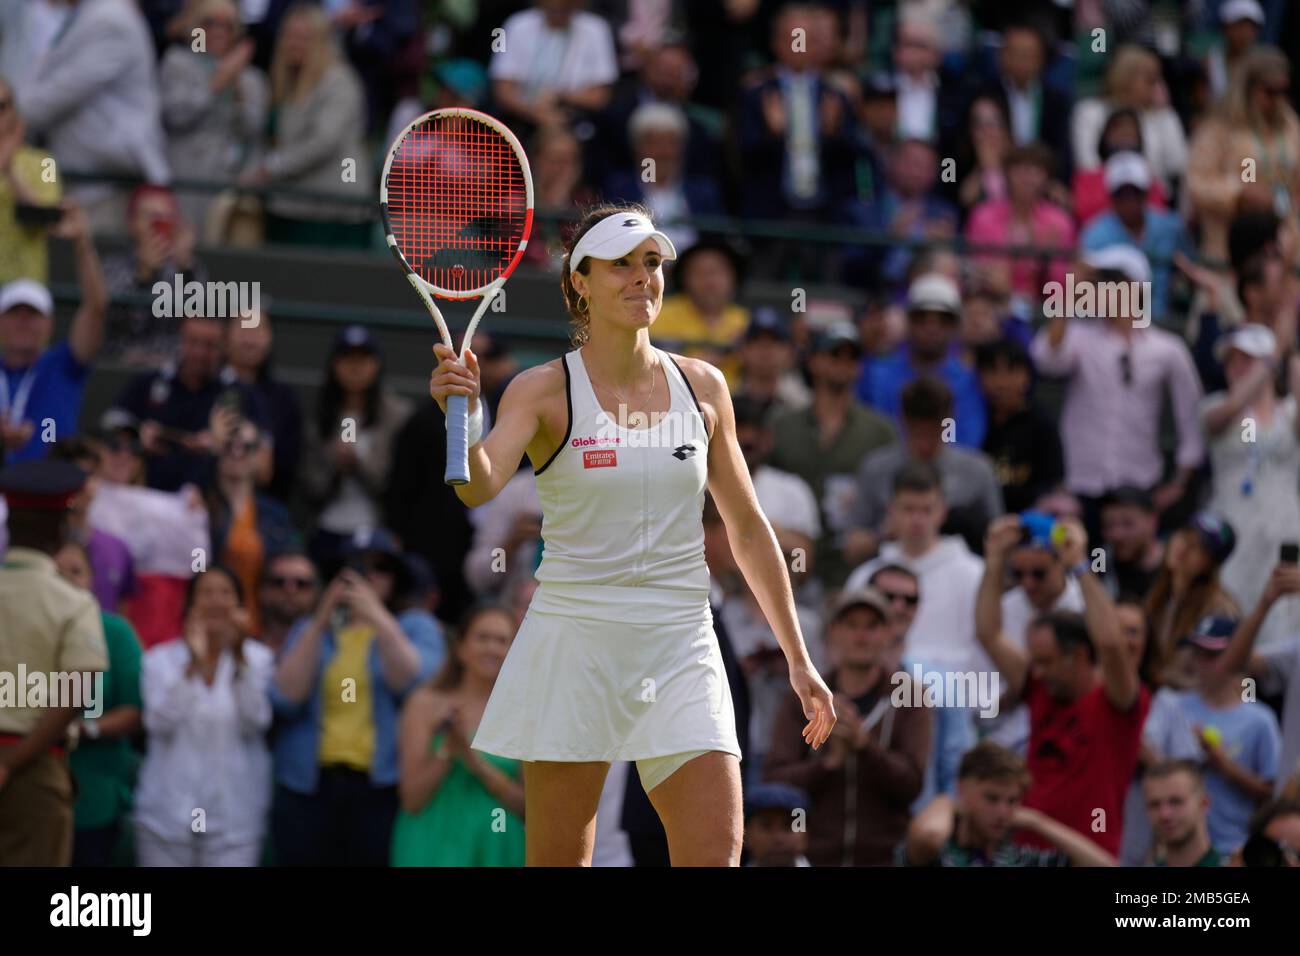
[392, 605, 524, 866]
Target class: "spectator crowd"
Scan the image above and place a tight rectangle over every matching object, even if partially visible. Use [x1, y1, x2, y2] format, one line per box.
[2, 0, 1300, 869]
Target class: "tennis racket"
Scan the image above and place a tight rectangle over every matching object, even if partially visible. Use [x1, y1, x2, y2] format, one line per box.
[380, 108, 534, 485]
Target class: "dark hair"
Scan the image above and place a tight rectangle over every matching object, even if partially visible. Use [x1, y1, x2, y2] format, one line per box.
[6, 509, 68, 555]
[1003, 141, 1055, 176]
[184, 564, 245, 614]
[261, 547, 318, 588]
[1115, 593, 1160, 685]
[1144, 758, 1205, 790]
[429, 603, 515, 691]
[316, 346, 383, 439]
[900, 376, 954, 422]
[958, 740, 1031, 787]
[1228, 210, 1281, 272]
[1237, 252, 1270, 307]
[892, 459, 943, 497]
[48, 437, 101, 469]
[1031, 610, 1096, 663]
[868, 563, 919, 588]
[1248, 796, 1300, 839]
[730, 394, 770, 430]
[559, 201, 655, 347]
[974, 339, 1031, 373]
[1097, 107, 1145, 162]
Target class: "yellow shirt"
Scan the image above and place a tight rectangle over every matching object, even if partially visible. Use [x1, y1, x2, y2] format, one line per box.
[317, 624, 376, 771]
[652, 295, 749, 388]
[0, 146, 62, 284]
[0, 548, 106, 735]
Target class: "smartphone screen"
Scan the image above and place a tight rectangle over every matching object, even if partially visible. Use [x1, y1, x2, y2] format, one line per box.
[1281, 543, 1299, 565]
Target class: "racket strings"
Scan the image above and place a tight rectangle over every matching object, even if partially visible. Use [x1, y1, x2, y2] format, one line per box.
[387, 114, 530, 294]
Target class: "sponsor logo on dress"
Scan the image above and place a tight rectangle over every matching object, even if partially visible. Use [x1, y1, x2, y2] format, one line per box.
[583, 449, 618, 469]
[672, 443, 697, 460]
[571, 435, 623, 447]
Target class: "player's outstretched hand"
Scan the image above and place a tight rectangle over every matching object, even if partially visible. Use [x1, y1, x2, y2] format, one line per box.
[431, 343, 480, 416]
[790, 661, 836, 750]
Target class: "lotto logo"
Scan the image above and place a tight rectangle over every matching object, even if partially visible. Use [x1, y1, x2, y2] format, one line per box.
[572, 435, 622, 447]
[583, 449, 618, 469]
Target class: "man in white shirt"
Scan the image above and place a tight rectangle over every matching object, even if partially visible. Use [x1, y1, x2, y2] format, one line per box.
[892, 16, 941, 143]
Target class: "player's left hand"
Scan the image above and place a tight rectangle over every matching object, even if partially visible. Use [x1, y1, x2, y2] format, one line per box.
[790, 660, 835, 750]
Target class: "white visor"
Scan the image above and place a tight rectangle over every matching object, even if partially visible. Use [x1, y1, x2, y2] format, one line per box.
[569, 213, 677, 274]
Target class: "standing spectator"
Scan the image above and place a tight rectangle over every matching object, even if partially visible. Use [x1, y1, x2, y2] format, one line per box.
[488, 0, 618, 136]
[239, 3, 372, 248]
[766, 323, 895, 590]
[0, 204, 107, 464]
[134, 565, 274, 866]
[733, 307, 811, 419]
[1186, 46, 1300, 264]
[1030, 247, 1205, 537]
[1207, 0, 1267, 99]
[764, 587, 931, 867]
[225, 308, 302, 504]
[952, 94, 1012, 213]
[1097, 487, 1165, 602]
[978, 21, 1073, 175]
[976, 339, 1064, 514]
[0, 0, 65, 101]
[461, 471, 541, 602]
[160, 0, 269, 233]
[333, 0, 419, 135]
[54, 540, 143, 868]
[269, 531, 444, 866]
[975, 515, 1149, 855]
[17, 0, 169, 234]
[1072, 107, 1171, 228]
[1142, 760, 1224, 867]
[257, 548, 320, 656]
[1071, 45, 1189, 192]
[890, 15, 962, 147]
[392, 605, 524, 866]
[99, 185, 206, 368]
[300, 325, 412, 577]
[0, 73, 61, 284]
[860, 273, 987, 449]
[1201, 326, 1300, 652]
[521, 124, 597, 271]
[48, 437, 136, 613]
[650, 239, 748, 386]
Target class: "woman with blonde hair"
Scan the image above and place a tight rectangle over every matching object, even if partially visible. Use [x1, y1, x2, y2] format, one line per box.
[238, 3, 371, 247]
[1072, 44, 1188, 190]
[1187, 46, 1300, 264]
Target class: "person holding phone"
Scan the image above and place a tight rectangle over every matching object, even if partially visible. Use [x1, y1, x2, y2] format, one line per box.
[0, 73, 61, 284]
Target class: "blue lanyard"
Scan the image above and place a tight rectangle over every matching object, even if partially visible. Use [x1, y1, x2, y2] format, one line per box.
[0, 366, 38, 423]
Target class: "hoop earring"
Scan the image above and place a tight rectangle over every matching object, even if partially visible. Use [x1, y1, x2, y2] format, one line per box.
[577, 294, 589, 314]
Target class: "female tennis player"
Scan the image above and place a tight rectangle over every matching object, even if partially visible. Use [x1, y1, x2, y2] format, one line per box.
[430, 203, 835, 866]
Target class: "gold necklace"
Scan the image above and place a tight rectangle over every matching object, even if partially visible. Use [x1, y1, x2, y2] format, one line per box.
[596, 356, 659, 428]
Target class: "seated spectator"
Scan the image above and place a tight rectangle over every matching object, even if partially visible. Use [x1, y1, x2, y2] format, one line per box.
[976, 339, 1063, 514]
[488, 0, 617, 137]
[1242, 796, 1300, 866]
[0, 72, 61, 283]
[977, 20, 1073, 176]
[902, 741, 1117, 866]
[854, 73, 896, 205]
[462, 471, 541, 601]
[521, 124, 598, 271]
[1187, 46, 1300, 264]
[95, 411, 147, 487]
[743, 782, 811, 867]
[766, 323, 895, 590]
[1207, 0, 1267, 99]
[890, 14, 963, 148]
[1072, 107, 1171, 228]
[604, 102, 723, 252]
[1071, 45, 1188, 193]
[225, 308, 302, 503]
[269, 529, 444, 865]
[1030, 247, 1204, 536]
[859, 273, 987, 449]
[651, 239, 749, 387]
[204, 417, 297, 637]
[764, 587, 931, 866]
[332, 0, 419, 136]
[17, 0, 168, 234]
[239, 3, 372, 248]
[952, 94, 1011, 213]
[160, 0, 269, 233]
[100, 185, 207, 368]
[1081, 152, 1194, 324]
[959, 281, 1034, 363]
[49, 437, 136, 613]
[113, 313, 267, 492]
[974, 517, 1149, 856]
[392, 604, 524, 866]
[134, 565, 274, 866]
[965, 143, 1074, 308]
[1097, 487, 1165, 602]
[845, 461, 986, 673]
[1141, 759, 1224, 866]
[54, 539, 144, 868]
[852, 377, 1002, 557]
[257, 548, 320, 656]
[1145, 511, 1241, 690]
[0, 205, 107, 464]
[733, 307, 810, 419]
[300, 325, 412, 577]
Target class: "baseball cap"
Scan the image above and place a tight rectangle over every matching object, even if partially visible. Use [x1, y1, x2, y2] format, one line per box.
[744, 782, 810, 817]
[906, 273, 961, 317]
[1220, 0, 1265, 25]
[569, 212, 677, 274]
[862, 72, 897, 99]
[1180, 614, 1239, 653]
[331, 324, 379, 357]
[0, 279, 54, 317]
[1083, 245, 1151, 284]
[1214, 323, 1277, 363]
[814, 321, 862, 356]
[1104, 151, 1151, 194]
[1189, 510, 1236, 566]
[745, 306, 790, 342]
[829, 586, 891, 623]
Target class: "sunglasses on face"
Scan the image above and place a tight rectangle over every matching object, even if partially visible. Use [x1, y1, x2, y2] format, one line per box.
[269, 575, 315, 591]
[1010, 566, 1048, 583]
[880, 589, 920, 607]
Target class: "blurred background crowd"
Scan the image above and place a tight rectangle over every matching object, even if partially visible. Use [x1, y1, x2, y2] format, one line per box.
[2, 0, 1300, 868]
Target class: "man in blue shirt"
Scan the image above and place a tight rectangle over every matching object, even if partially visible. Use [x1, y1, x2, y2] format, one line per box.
[859, 272, 987, 448]
[0, 203, 106, 464]
[1080, 152, 1194, 324]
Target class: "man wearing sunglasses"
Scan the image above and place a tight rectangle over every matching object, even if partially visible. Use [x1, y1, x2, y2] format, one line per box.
[258, 549, 320, 657]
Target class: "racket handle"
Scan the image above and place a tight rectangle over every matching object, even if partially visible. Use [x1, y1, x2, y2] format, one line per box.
[445, 393, 471, 485]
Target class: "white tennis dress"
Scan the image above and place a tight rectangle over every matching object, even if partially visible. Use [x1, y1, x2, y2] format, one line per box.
[472, 346, 741, 765]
